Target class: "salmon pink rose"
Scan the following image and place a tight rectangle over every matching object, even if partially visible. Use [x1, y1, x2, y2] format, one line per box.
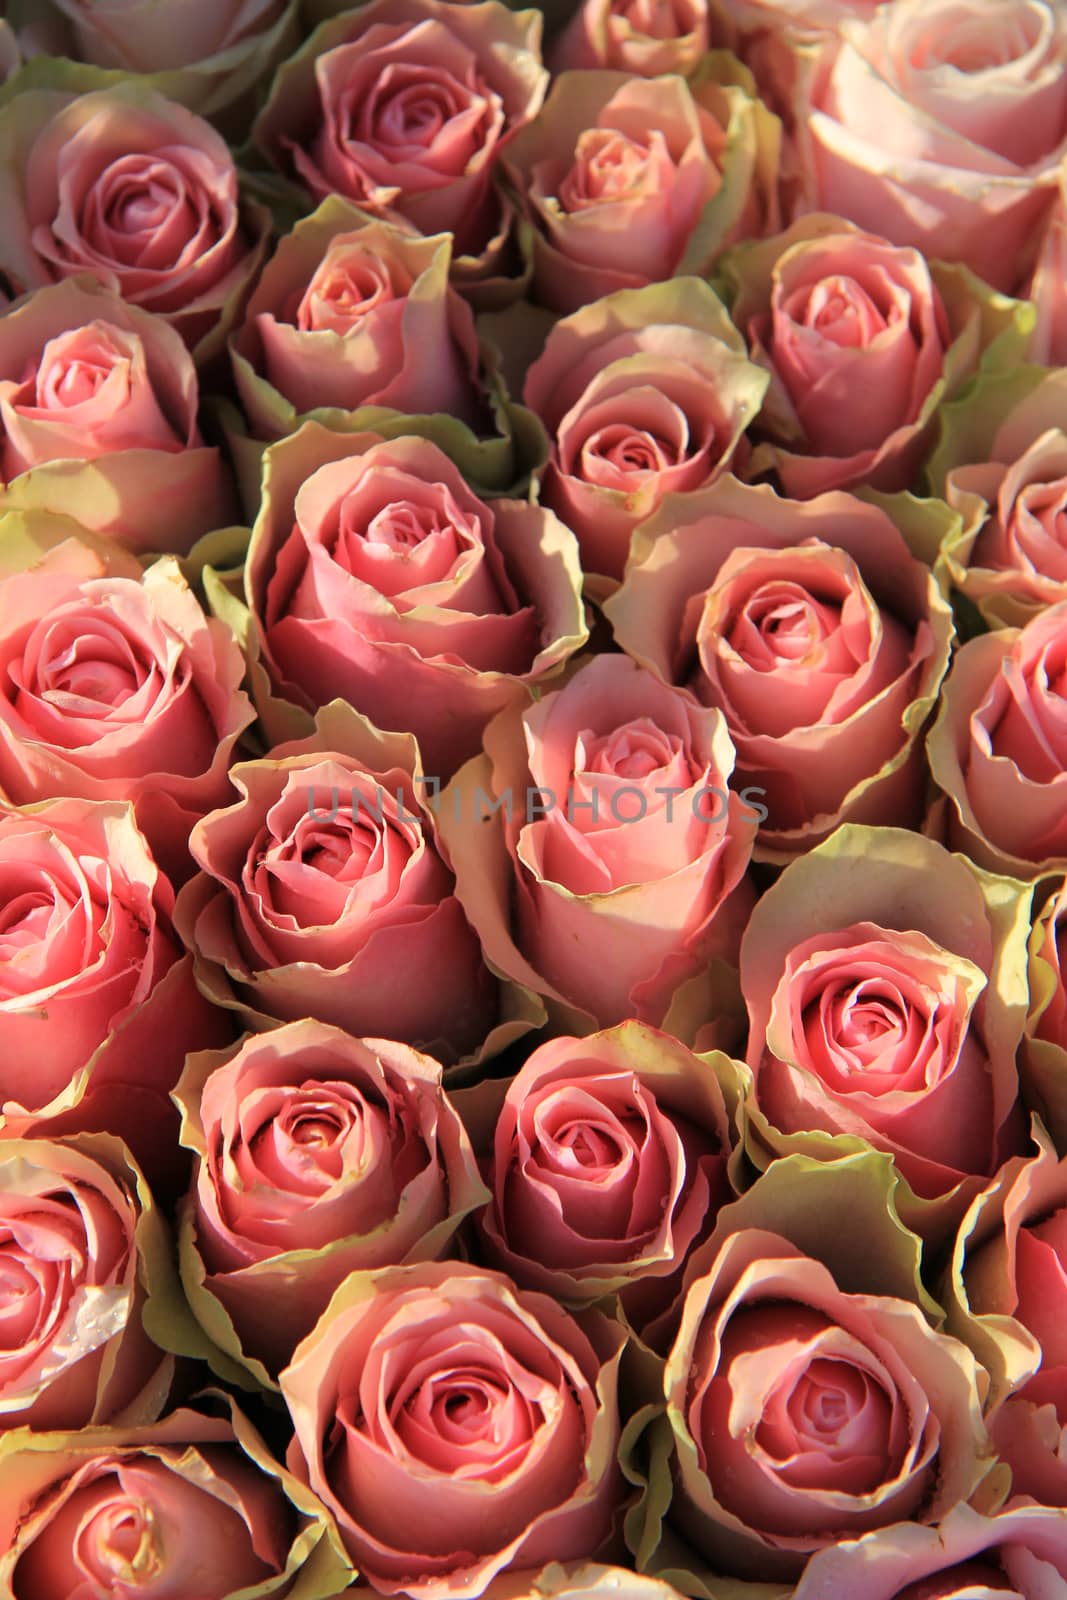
[550, 0, 719, 76]
[175, 702, 499, 1065]
[245, 424, 586, 781]
[796, 0, 1067, 291]
[0, 796, 229, 1191]
[718, 214, 1031, 498]
[474, 1021, 734, 1328]
[503, 68, 779, 313]
[173, 1019, 489, 1379]
[439, 653, 757, 1034]
[0, 83, 268, 358]
[253, 0, 547, 284]
[738, 826, 1031, 1232]
[927, 601, 1067, 879]
[281, 1262, 625, 1597]
[0, 548, 255, 887]
[606, 477, 954, 858]
[522, 278, 768, 583]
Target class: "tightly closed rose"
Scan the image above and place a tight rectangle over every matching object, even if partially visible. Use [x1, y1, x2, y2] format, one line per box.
[1023, 874, 1067, 1145]
[175, 701, 499, 1064]
[244, 424, 586, 780]
[0, 796, 229, 1190]
[0, 1400, 351, 1600]
[0, 82, 267, 357]
[927, 601, 1067, 879]
[174, 1019, 489, 1379]
[282, 1262, 625, 1597]
[717, 213, 1031, 497]
[231, 197, 485, 439]
[253, 0, 547, 282]
[475, 1021, 734, 1326]
[660, 1227, 988, 1579]
[0, 546, 254, 887]
[927, 364, 1067, 628]
[796, 0, 1067, 291]
[522, 278, 768, 582]
[737, 825, 1030, 1232]
[606, 477, 954, 858]
[503, 66, 779, 313]
[0, 1133, 176, 1432]
[439, 653, 757, 1034]
[550, 0, 719, 75]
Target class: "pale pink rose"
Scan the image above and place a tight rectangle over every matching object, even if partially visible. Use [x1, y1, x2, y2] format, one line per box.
[0, 83, 267, 356]
[550, 0, 718, 76]
[253, 0, 547, 279]
[0, 1134, 172, 1432]
[606, 477, 954, 857]
[175, 703, 498, 1065]
[281, 1262, 625, 1597]
[927, 601, 1067, 878]
[664, 1229, 989, 1580]
[475, 1021, 733, 1327]
[503, 69, 777, 313]
[439, 653, 757, 1033]
[739, 826, 1029, 1230]
[797, 0, 1067, 291]
[231, 198, 484, 438]
[246, 425, 587, 780]
[522, 278, 768, 582]
[175, 1019, 489, 1375]
[0, 547, 255, 887]
[0, 278, 236, 550]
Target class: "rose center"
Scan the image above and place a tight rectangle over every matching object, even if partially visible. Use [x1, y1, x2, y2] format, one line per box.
[303, 824, 375, 879]
[564, 129, 653, 207]
[556, 1120, 626, 1167]
[732, 583, 838, 667]
[78, 1497, 162, 1588]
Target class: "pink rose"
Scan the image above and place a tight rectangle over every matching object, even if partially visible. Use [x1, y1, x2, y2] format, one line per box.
[661, 1228, 988, 1580]
[0, 795, 229, 1192]
[796, 0, 1067, 291]
[175, 702, 499, 1064]
[503, 68, 778, 313]
[738, 825, 1030, 1231]
[439, 653, 757, 1033]
[245, 424, 586, 780]
[927, 601, 1067, 879]
[282, 1262, 625, 1597]
[0, 1401, 351, 1599]
[174, 1019, 489, 1378]
[0, 279, 236, 550]
[522, 278, 768, 583]
[719, 214, 1028, 497]
[253, 0, 547, 281]
[231, 197, 484, 438]
[0, 82, 268, 357]
[0, 546, 255, 886]
[606, 476, 954, 857]
[475, 1021, 734, 1329]
[0, 1134, 174, 1432]
[1023, 874, 1067, 1145]
[550, 0, 719, 76]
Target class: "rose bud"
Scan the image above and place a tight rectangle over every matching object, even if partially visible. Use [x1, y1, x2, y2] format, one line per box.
[0, 1398, 352, 1599]
[606, 476, 954, 859]
[173, 1019, 490, 1380]
[0, 81, 269, 360]
[0, 546, 255, 887]
[927, 363, 1067, 629]
[175, 700, 504, 1066]
[522, 278, 768, 584]
[439, 653, 757, 1035]
[281, 1262, 625, 1596]
[717, 213, 1033, 498]
[737, 824, 1031, 1237]
[927, 601, 1067, 880]
[474, 1021, 734, 1329]
[0, 795, 230, 1193]
[253, 0, 548, 294]
[502, 67, 779, 314]
[795, 0, 1067, 292]
[244, 422, 587, 781]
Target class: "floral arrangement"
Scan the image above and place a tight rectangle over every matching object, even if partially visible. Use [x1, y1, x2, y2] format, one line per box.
[0, 0, 1066, 1596]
